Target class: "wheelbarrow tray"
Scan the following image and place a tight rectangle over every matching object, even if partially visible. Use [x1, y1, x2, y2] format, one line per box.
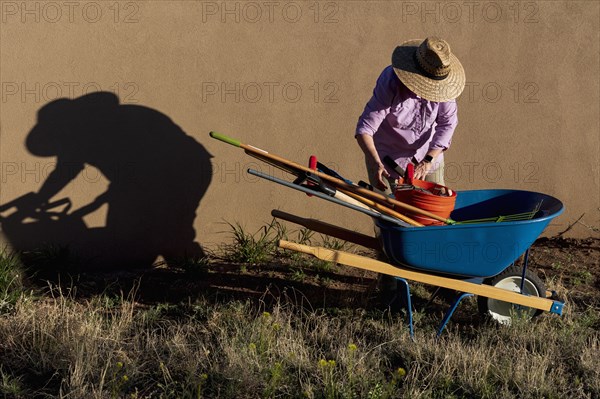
[376, 189, 564, 278]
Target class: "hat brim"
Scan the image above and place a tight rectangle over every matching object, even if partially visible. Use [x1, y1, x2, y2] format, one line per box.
[392, 39, 465, 102]
[26, 124, 56, 157]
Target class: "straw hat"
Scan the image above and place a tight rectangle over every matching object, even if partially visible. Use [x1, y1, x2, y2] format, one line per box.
[392, 37, 465, 102]
[26, 92, 119, 156]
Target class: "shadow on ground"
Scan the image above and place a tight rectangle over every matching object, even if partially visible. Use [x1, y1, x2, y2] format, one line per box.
[17, 236, 600, 330]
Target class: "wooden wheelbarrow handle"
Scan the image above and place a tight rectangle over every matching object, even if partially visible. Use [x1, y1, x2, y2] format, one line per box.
[271, 209, 380, 250]
[278, 240, 564, 315]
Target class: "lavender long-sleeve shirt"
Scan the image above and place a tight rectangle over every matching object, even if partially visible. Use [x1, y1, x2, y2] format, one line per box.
[355, 66, 458, 177]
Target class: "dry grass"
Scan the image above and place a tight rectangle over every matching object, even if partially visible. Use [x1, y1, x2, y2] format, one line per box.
[0, 229, 598, 398]
[0, 279, 598, 398]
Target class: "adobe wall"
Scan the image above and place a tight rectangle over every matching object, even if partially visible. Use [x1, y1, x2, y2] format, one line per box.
[1, 1, 598, 263]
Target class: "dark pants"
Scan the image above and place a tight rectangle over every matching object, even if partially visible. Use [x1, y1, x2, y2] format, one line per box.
[364, 157, 445, 292]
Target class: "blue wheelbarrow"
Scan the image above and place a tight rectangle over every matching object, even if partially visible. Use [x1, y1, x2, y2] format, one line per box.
[209, 132, 566, 335]
[276, 189, 564, 335]
[374, 189, 564, 329]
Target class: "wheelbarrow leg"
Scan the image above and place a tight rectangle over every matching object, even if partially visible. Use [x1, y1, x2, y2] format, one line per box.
[437, 292, 474, 337]
[394, 278, 414, 339]
[519, 249, 531, 294]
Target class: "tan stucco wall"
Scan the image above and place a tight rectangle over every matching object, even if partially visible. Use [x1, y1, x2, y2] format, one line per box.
[1, 1, 598, 262]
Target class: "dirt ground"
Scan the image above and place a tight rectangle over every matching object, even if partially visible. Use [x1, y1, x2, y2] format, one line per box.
[30, 236, 599, 319]
[529, 237, 600, 309]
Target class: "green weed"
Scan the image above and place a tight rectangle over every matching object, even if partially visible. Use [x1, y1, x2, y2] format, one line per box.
[220, 219, 287, 264]
[573, 270, 594, 285]
[291, 268, 307, 282]
[0, 365, 23, 397]
[0, 249, 23, 312]
[21, 243, 79, 272]
[551, 261, 563, 270]
[296, 227, 315, 245]
[168, 255, 211, 277]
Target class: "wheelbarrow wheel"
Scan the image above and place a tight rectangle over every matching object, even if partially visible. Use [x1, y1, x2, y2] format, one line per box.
[477, 265, 546, 325]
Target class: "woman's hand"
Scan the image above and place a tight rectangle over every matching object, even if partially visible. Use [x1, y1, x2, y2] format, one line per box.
[367, 159, 391, 191]
[356, 134, 390, 191]
[413, 161, 433, 180]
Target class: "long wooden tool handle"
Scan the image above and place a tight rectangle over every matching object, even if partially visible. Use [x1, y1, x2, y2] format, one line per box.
[337, 188, 424, 227]
[244, 148, 420, 226]
[249, 148, 422, 226]
[333, 191, 373, 211]
[209, 132, 454, 225]
[271, 210, 380, 250]
[247, 169, 408, 227]
[245, 151, 376, 212]
[278, 240, 564, 315]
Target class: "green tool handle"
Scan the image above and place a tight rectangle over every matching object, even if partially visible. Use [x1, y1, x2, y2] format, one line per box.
[209, 131, 241, 148]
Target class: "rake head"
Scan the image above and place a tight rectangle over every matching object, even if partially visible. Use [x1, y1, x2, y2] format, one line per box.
[455, 201, 544, 225]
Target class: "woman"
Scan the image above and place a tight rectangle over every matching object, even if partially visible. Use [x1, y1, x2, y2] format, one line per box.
[355, 36, 466, 303]
[356, 36, 465, 193]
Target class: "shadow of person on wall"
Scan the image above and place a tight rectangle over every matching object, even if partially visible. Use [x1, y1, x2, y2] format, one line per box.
[1, 91, 212, 269]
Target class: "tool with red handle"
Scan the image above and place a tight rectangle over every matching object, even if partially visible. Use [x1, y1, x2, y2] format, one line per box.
[306, 155, 318, 196]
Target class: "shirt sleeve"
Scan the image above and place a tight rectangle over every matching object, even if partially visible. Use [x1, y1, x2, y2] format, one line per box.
[37, 158, 85, 201]
[429, 100, 458, 151]
[355, 66, 398, 137]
